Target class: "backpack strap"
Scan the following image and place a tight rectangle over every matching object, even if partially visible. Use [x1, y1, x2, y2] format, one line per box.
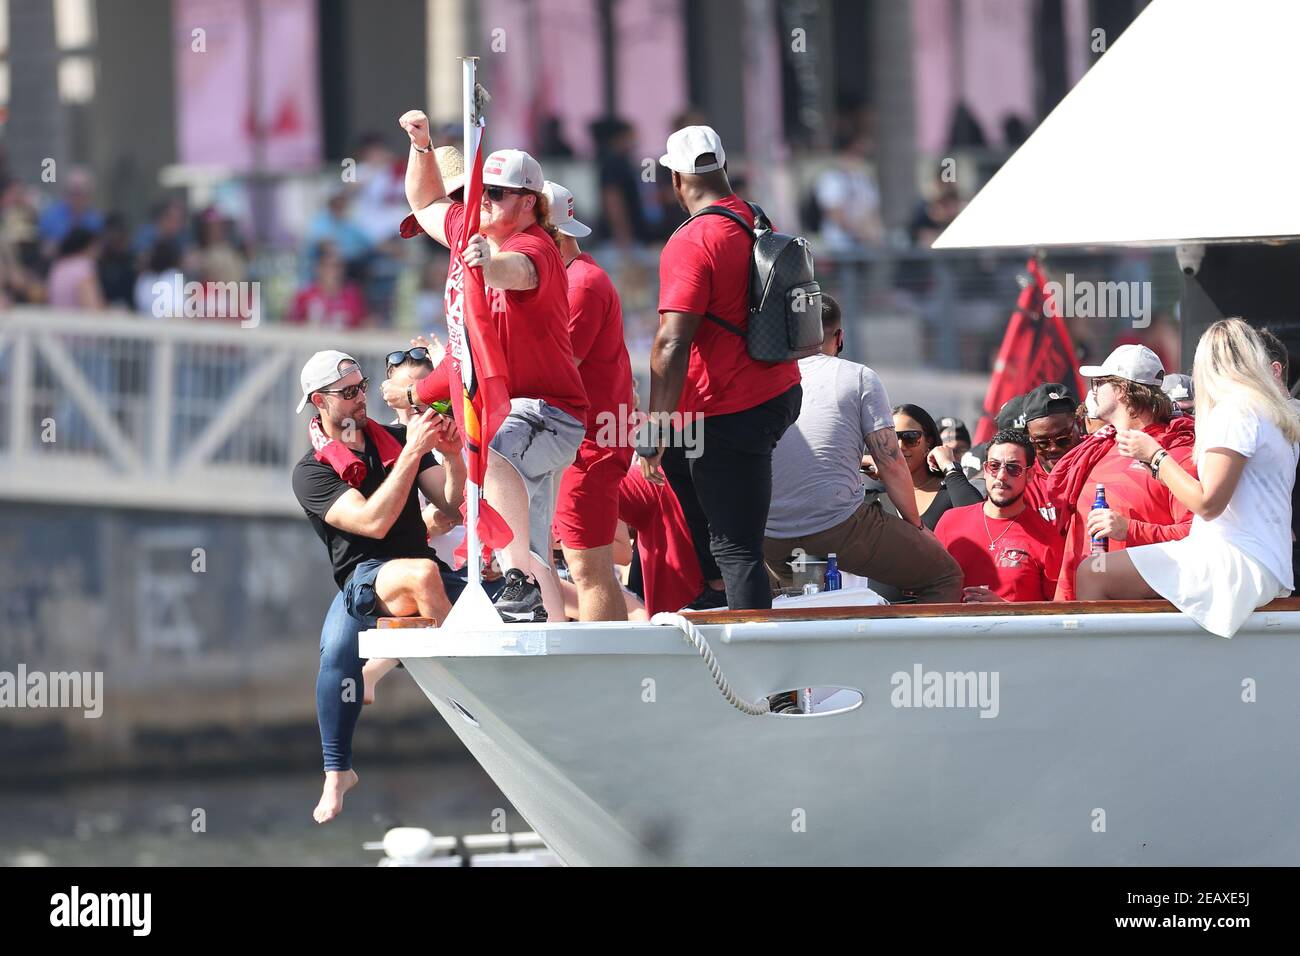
[667, 201, 755, 241]
[666, 201, 758, 341]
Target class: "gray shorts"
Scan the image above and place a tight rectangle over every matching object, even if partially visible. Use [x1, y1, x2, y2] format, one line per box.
[490, 398, 585, 563]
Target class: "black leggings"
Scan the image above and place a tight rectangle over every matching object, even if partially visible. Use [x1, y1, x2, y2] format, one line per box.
[663, 384, 802, 610]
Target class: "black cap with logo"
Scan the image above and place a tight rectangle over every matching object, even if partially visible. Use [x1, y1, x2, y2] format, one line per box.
[1022, 383, 1077, 423]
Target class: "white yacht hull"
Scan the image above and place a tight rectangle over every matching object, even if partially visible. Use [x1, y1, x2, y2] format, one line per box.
[360, 608, 1300, 866]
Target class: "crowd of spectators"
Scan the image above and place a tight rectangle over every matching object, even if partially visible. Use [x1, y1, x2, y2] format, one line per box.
[0, 166, 257, 319]
[2, 106, 1152, 388]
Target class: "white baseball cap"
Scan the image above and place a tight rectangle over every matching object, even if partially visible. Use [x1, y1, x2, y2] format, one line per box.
[659, 125, 726, 174]
[1161, 373, 1194, 401]
[297, 350, 361, 413]
[542, 181, 591, 238]
[482, 148, 543, 191]
[1078, 344, 1166, 387]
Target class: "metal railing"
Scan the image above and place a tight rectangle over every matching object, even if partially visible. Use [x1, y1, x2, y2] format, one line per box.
[0, 307, 997, 516]
[0, 308, 409, 516]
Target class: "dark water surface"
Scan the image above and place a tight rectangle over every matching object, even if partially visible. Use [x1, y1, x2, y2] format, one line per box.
[0, 761, 514, 867]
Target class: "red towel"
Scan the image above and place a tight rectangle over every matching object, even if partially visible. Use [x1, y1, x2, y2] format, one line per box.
[1044, 415, 1196, 534]
[309, 417, 405, 488]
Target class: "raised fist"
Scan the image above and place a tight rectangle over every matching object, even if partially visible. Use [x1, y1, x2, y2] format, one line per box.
[398, 110, 431, 150]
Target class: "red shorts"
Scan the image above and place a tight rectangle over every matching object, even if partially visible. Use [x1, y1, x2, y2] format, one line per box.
[553, 437, 634, 551]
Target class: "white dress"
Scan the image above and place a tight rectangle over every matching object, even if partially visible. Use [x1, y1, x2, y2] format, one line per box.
[1127, 400, 1298, 638]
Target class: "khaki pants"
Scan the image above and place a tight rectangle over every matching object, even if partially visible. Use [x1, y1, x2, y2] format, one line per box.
[763, 499, 963, 604]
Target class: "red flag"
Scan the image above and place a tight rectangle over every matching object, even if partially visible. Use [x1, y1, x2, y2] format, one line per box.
[415, 136, 513, 564]
[453, 138, 513, 560]
[974, 257, 1087, 444]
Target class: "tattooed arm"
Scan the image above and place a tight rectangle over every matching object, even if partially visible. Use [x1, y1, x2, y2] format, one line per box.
[865, 426, 923, 529]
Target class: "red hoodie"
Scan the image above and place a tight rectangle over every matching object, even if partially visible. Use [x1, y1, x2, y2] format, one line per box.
[1023, 459, 1058, 523]
[1047, 418, 1197, 600]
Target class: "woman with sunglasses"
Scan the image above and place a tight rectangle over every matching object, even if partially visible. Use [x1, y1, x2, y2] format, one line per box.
[891, 403, 986, 531]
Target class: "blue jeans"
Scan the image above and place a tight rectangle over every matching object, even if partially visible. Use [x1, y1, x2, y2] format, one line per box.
[316, 559, 465, 771]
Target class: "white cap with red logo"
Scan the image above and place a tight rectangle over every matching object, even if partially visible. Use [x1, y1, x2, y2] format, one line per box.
[1078, 343, 1166, 387]
[659, 125, 727, 174]
[482, 148, 544, 191]
[542, 181, 591, 238]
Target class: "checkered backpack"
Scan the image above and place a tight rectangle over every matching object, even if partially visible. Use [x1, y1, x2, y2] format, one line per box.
[673, 201, 824, 363]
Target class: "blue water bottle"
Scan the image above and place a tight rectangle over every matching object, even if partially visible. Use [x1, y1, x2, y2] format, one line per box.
[1090, 484, 1109, 555]
[824, 552, 842, 591]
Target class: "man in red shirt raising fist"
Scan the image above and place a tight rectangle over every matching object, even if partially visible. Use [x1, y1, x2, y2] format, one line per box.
[543, 180, 635, 621]
[936, 430, 1065, 602]
[383, 109, 588, 623]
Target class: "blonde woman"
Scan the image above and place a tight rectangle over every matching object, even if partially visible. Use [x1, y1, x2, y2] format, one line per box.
[1076, 319, 1300, 636]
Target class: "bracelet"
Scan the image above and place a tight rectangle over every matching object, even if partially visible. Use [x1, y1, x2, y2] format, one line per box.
[413, 141, 434, 154]
[1149, 449, 1169, 477]
[407, 385, 420, 413]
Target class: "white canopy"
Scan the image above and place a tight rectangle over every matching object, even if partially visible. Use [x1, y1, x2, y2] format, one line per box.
[933, 0, 1300, 249]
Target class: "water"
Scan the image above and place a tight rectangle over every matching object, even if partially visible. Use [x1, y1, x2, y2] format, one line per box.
[0, 761, 514, 867]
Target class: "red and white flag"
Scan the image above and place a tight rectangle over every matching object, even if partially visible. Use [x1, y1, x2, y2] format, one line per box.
[446, 134, 513, 567]
[974, 257, 1087, 444]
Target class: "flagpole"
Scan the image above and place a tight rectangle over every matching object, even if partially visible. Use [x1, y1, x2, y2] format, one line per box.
[461, 55, 482, 589]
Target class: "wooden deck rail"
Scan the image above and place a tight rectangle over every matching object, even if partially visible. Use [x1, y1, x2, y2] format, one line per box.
[376, 597, 1300, 629]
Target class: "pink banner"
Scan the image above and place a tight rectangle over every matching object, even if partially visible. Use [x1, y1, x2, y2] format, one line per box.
[173, 0, 322, 171]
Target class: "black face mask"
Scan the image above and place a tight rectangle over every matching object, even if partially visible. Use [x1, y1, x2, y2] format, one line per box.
[835, 331, 844, 356]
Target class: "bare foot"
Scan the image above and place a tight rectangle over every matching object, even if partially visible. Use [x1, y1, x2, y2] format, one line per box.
[313, 769, 358, 824]
[362, 658, 400, 705]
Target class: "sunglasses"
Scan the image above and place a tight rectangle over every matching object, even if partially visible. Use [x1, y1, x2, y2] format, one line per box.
[318, 377, 370, 401]
[386, 347, 430, 368]
[897, 430, 925, 447]
[485, 185, 527, 202]
[1030, 429, 1079, 451]
[984, 458, 1025, 478]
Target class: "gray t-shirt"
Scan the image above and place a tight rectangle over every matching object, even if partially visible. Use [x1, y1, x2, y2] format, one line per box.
[766, 353, 894, 538]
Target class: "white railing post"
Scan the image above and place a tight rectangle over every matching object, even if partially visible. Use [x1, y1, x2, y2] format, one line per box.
[151, 337, 175, 473]
[8, 331, 32, 461]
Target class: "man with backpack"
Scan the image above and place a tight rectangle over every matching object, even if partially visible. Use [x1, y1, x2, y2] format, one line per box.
[638, 125, 807, 611]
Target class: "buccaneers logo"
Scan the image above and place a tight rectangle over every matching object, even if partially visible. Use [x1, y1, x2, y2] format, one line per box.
[997, 548, 1029, 569]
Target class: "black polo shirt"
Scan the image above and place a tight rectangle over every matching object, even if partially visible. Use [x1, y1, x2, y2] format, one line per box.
[292, 423, 449, 589]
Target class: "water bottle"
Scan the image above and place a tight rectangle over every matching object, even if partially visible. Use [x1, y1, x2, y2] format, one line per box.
[824, 552, 842, 591]
[1090, 484, 1109, 555]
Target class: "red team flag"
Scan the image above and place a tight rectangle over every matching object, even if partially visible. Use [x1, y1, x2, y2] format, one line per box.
[974, 257, 1087, 444]
[415, 135, 513, 564]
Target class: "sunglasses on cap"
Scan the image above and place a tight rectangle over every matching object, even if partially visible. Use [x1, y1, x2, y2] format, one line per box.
[984, 458, 1025, 478]
[485, 185, 527, 202]
[318, 377, 370, 401]
[386, 347, 430, 368]
[897, 430, 925, 447]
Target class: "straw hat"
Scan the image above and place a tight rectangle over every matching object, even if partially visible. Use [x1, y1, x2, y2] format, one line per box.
[434, 146, 465, 194]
